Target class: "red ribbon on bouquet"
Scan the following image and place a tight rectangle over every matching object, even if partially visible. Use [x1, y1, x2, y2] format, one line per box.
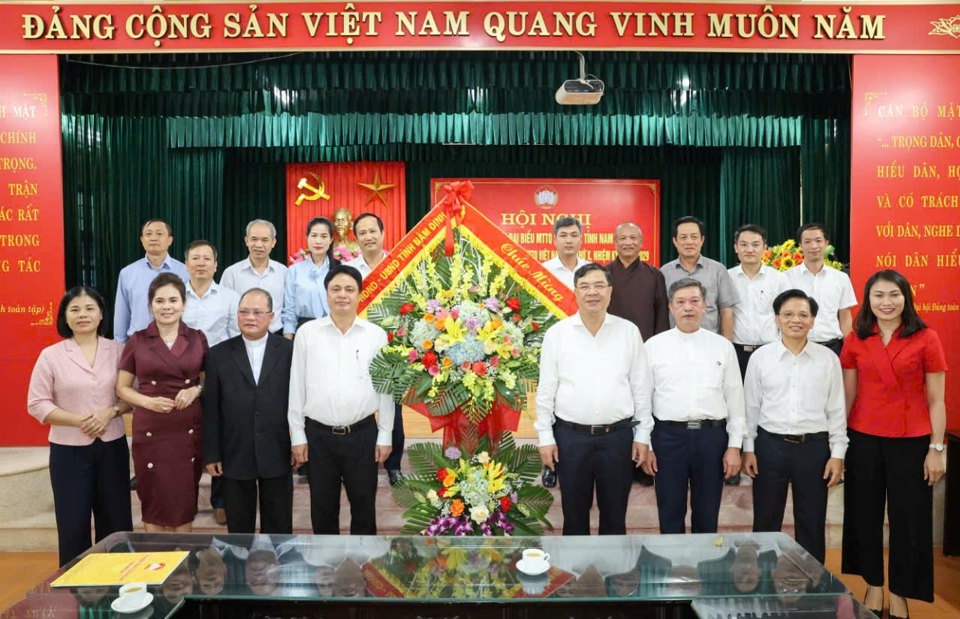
[435, 180, 474, 256]
[407, 394, 520, 448]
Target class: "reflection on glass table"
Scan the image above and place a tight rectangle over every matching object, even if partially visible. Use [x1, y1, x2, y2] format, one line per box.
[8, 532, 860, 619]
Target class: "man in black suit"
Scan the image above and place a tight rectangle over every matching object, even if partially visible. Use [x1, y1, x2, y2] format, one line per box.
[203, 288, 294, 533]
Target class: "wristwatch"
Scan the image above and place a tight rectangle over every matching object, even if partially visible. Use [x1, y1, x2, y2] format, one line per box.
[929, 442, 945, 453]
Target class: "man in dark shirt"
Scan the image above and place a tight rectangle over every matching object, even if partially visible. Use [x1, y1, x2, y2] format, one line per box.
[606, 222, 669, 345]
[606, 222, 669, 486]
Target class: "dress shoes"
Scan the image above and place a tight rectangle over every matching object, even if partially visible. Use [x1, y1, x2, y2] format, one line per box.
[213, 507, 227, 525]
[387, 469, 404, 487]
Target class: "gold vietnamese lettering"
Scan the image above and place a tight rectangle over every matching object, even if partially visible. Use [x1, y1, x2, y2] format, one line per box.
[18, 259, 41, 273]
[21, 7, 117, 41]
[913, 163, 940, 179]
[7, 181, 39, 197]
[924, 224, 954, 237]
[609, 12, 695, 38]
[483, 11, 596, 43]
[223, 8, 287, 39]
[876, 161, 904, 178]
[17, 207, 39, 221]
[0, 131, 37, 144]
[938, 104, 960, 119]
[922, 194, 959, 208]
[11, 105, 36, 119]
[0, 234, 41, 247]
[396, 10, 468, 36]
[0, 157, 37, 171]
[935, 250, 960, 268]
[813, 7, 885, 40]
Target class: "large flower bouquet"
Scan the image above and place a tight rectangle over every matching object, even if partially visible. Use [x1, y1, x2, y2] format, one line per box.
[762, 239, 844, 272]
[393, 435, 553, 536]
[368, 227, 561, 435]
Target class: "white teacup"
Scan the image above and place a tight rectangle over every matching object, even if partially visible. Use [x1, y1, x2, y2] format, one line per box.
[518, 573, 548, 595]
[521, 548, 550, 568]
[117, 582, 149, 607]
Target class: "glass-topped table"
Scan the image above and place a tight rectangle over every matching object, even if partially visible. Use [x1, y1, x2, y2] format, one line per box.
[4, 532, 879, 619]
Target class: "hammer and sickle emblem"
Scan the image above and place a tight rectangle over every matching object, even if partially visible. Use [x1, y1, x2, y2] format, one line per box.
[295, 173, 331, 205]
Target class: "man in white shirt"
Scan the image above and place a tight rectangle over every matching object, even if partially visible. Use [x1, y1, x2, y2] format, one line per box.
[183, 240, 240, 525]
[344, 212, 404, 487]
[642, 278, 745, 534]
[183, 241, 240, 348]
[785, 223, 857, 355]
[729, 225, 788, 379]
[535, 263, 653, 535]
[725, 224, 787, 487]
[741, 289, 846, 563]
[541, 216, 591, 290]
[221, 220, 287, 335]
[288, 265, 394, 534]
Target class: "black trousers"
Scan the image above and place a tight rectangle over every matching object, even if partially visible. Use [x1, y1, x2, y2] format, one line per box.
[383, 403, 404, 471]
[554, 421, 634, 535]
[752, 427, 830, 563]
[210, 476, 224, 510]
[305, 417, 379, 535]
[221, 473, 293, 534]
[842, 429, 933, 602]
[49, 438, 133, 566]
[733, 344, 758, 381]
[651, 422, 728, 534]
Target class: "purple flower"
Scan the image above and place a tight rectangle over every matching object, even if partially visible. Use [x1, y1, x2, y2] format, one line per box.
[483, 298, 500, 312]
[444, 446, 462, 459]
[426, 299, 442, 314]
[464, 317, 480, 334]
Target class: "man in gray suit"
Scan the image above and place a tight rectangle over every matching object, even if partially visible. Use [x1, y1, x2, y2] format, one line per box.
[203, 288, 294, 533]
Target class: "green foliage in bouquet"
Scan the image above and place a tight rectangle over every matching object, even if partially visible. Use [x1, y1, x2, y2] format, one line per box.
[392, 433, 554, 536]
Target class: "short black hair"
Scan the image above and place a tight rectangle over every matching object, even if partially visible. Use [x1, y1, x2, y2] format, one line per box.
[239, 287, 273, 312]
[772, 289, 819, 318]
[141, 219, 172, 235]
[353, 212, 384, 234]
[306, 217, 334, 238]
[734, 224, 768, 245]
[325, 265, 363, 291]
[854, 269, 926, 340]
[573, 263, 611, 286]
[184, 239, 217, 261]
[148, 272, 186, 305]
[796, 223, 828, 243]
[553, 217, 582, 236]
[56, 286, 108, 338]
[672, 216, 705, 238]
[667, 277, 706, 303]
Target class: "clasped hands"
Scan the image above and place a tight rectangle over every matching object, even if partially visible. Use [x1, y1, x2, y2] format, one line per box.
[146, 386, 201, 414]
[78, 406, 117, 438]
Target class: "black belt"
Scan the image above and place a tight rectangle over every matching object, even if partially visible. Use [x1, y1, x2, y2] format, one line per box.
[733, 343, 761, 353]
[555, 417, 636, 435]
[658, 418, 727, 430]
[761, 427, 828, 444]
[306, 415, 375, 436]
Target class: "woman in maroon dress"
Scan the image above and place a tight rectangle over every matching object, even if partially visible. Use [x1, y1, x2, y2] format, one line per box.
[117, 272, 208, 532]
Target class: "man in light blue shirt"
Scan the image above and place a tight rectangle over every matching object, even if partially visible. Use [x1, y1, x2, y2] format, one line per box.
[114, 219, 189, 342]
[182, 240, 240, 349]
[221, 219, 287, 334]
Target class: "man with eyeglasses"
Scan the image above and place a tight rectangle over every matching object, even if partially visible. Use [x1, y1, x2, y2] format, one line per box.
[202, 288, 295, 533]
[642, 278, 745, 535]
[741, 289, 846, 563]
[535, 263, 653, 535]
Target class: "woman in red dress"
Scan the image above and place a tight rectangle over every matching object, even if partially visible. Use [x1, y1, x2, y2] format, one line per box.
[117, 272, 208, 532]
[840, 269, 946, 619]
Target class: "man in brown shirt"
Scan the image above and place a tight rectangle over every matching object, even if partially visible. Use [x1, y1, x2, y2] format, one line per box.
[606, 222, 669, 342]
[606, 222, 669, 486]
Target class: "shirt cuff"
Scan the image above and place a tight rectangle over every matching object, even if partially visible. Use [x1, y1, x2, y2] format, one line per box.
[727, 434, 744, 449]
[830, 444, 847, 459]
[742, 437, 756, 453]
[290, 429, 307, 446]
[633, 427, 651, 446]
[537, 431, 556, 447]
[376, 429, 392, 446]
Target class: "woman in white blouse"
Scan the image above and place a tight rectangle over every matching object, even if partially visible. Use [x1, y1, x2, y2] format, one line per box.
[27, 287, 132, 566]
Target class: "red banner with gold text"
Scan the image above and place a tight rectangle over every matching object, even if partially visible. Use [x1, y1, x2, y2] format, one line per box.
[433, 178, 661, 267]
[1, 55, 65, 445]
[285, 162, 406, 264]
[850, 55, 960, 427]
[1, 3, 959, 54]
